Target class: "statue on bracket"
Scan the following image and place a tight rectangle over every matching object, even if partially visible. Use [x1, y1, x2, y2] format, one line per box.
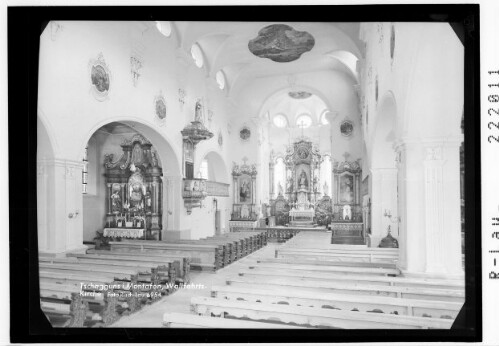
[194, 99, 203, 122]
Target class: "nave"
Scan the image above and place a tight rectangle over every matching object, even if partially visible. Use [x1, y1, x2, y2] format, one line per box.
[41, 230, 464, 329]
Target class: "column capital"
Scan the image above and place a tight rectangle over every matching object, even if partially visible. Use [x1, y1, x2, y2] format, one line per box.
[394, 134, 463, 151]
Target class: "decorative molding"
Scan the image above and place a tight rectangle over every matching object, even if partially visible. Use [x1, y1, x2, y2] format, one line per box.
[425, 146, 443, 161]
[130, 54, 144, 87]
[50, 21, 64, 41]
[178, 88, 186, 112]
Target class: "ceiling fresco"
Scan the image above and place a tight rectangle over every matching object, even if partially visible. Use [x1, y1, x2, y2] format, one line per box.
[288, 91, 313, 99]
[248, 24, 315, 63]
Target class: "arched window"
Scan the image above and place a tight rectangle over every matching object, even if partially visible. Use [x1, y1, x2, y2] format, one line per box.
[296, 114, 312, 128]
[82, 145, 88, 194]
[320, 154, 332, 196]
[191, 43, 204, 68]
[274, 157, 286, 196]
[199, 159, 209, 179]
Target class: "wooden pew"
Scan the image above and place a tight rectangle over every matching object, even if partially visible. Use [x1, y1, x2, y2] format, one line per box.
[210, 285, 463, 320]
[40, 279, 120, 327]
[237, 269, 464, 290]
[85, 249, 190, 283]
[163, 312, 311, 328]
[226, 277, 464, 302]
[110, 240, 223, 271]
[165, 239, 232, 266]
[39, 263, 154, 310]
[39, 272, 137, 327]
[245, 262, 401, 276]
[276, 247, 399, 264]
[41, 256, 174, 290]
[190, 296, 454, 329]
[256, 257, 397, 269]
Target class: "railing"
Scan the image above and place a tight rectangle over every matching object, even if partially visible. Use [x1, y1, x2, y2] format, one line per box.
[205, 180, 230, 197]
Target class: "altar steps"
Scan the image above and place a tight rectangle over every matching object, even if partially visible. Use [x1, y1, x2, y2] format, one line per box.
[331, 235, 365, 245]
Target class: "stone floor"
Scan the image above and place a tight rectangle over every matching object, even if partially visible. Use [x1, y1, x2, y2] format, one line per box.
[110, 242, 284, 328]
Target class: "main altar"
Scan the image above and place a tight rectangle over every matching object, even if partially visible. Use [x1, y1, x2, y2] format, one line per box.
[282, 139, 321, 227]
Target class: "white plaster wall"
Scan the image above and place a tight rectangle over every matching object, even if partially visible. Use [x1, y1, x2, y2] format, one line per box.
[37, 21, 234, 247]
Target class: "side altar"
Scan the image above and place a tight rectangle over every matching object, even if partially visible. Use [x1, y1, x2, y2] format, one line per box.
[330, 155, 364, 244]
[103, 134, 163, 240]
[229, 158, 259, 231]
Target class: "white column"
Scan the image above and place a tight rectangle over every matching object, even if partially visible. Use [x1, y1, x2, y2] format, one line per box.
[423, 139, 463, 276]
[370, 168, 398, 247]
[164, 175, 183, 239]
[395, 139, 426, 273]
[38, 158, 87, 256]
[395, 137, 463, 277]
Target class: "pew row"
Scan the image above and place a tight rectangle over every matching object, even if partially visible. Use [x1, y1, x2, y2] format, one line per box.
[190, 296, 454, 329]
[237, 269, 464, 290]
[276, 248, 399, 264]
[162, 312, 310, 329]
[109, 241, 224, 271]
[246, 262, 401, 276]
[81, 249, 190, 283]
[210, 285, 463, 319]
[226, 277, 465, 302]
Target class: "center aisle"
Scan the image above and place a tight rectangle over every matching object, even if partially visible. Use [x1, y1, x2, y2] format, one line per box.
[110, 241, 282, 328]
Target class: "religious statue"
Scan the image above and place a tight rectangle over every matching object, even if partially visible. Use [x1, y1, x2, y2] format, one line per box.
[145, 190, 152, 213]
[151, 151, 158, 167]
[299, 170, 308, 189]
[287, 177, 293, 193]
[128, 164, 145, 212]
[323, 181, 329, 196]
[110, 189, 121, 213]
[194, 99, 203, 122]
[277, 182, 284, 196]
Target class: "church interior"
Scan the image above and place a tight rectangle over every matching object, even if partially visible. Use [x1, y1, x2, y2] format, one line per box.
[36, 20, 466, 329]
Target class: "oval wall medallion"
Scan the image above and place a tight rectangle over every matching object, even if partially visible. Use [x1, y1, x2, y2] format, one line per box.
[154, 93, 167, 126]
[240, 126, 251, 141]
[89, 53, 111, 101]
[340, 120, 354, 137]
[218, 130, 223, 147]
[390, 25, 396, 61]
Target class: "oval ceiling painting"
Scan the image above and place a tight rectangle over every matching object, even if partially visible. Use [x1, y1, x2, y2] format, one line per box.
[248, 24, 315, 63]
[288, 91, 312, 99]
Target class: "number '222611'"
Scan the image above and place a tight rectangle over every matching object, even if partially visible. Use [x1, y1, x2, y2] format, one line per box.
[488, 70, 499, 143]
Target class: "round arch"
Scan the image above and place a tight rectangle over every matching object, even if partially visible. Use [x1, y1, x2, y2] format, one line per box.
[37, 109, 59, 159]
[197, 150, 230, 183]
[77, 116, 182, 178]
[257, 84, 336, 121]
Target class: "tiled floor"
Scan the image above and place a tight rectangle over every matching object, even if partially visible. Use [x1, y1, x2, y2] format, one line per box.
[110, 242, 284, 328]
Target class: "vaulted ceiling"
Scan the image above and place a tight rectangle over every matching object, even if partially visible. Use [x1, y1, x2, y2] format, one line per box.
[152, 21, 363, 122]
[174, 21, 361, 91]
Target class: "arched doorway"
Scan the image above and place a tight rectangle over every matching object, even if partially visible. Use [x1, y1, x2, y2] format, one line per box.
[193, 150, 230, 237]
[80, 120, 182, 243]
